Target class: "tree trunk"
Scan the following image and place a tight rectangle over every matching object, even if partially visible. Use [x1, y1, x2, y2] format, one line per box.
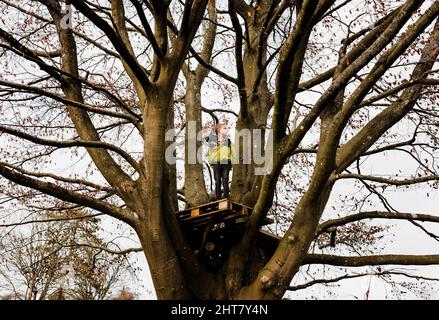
[184, 74, 209, 207]
[231, 32, 272, 207]
[134, 87, 192, 299]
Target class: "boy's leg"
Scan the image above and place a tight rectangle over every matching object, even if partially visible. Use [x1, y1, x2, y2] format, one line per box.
[212, 164, 222, 200]
[221, 164, 230, 198]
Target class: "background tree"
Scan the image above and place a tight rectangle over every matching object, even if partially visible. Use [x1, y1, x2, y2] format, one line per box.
[0, 209, 135, 300]
[112, 287, 137, 300]
[0, 0, 438, 299]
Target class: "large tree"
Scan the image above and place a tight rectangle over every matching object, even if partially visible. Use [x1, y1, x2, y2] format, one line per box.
[0, 0, 438, 299]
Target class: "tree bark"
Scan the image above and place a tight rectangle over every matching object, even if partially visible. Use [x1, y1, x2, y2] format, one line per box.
[184, 77, 210, 207]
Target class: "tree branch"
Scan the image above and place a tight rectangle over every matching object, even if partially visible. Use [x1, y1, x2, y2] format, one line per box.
[296, 6, 403, 92]
[0, 28, 64, 83]
[231, 0, 251, 18]
[273, 0, 319, 140]
[201, 106, 239, 118]
[111, 0, 150, 105]
[0, 80, 140, 123]
[288, 270, 439, 291]
[166, 8, 238, 84]
[304, 254, 439, 266]
[129, 0, 164, 59]
[266, 0, 295, 34]
[32, 49, 62, 58]
[289, 271, 381, 291]
[336, 15, 439, 172]
[282, 1, 431, 162]
[0, 33, 140, 124]
[0, 162, 113, 192]
[194, 0, 217, 81]
[0, 164, 135, 225]
[334, 173, 439, 186]
[0, 213, 104, 228]
[68, 0, 151, 89]
[360, 77, 439, 108]
[0, 125, 140, 172]
[58, 242, 143, 255]
[169, 0, 209, 72]
[317, 211, 439, 235]
[228, 0, 248, 118]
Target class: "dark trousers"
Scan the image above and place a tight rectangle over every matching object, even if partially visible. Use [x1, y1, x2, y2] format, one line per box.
[211, 164, 231, 200]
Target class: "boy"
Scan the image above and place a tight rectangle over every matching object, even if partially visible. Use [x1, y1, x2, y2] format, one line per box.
[206, 123, 233, 200]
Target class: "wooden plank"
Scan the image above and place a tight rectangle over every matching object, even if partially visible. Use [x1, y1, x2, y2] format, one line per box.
[178, 213, 191, 220]
[229, 200, 253, 210]
[176, 199, 276, 236]
[191, 208, 200, 218]
[192, 211, 248, 228]
[258, 229, 281, 240]
[222, 212, 248, 222]
[186, 198, 227, 210]
[218, 199, 229, 210]
[176, 209, 190, 218]
[177, 199, 255, 219]
[175, 198, 281, 251]
[234, 216, 248, 224]
[179, 210, 272, 227]
[189, 212, 238, 228]
[178, 200, 232, 220]
[181, 209, 233, 222]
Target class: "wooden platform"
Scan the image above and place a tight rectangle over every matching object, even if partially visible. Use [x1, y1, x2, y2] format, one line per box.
[177, 198, 272, 228]
[176, 198, 274, 251]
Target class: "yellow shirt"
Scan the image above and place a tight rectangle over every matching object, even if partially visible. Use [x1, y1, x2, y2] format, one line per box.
[207, 135, 233, 164]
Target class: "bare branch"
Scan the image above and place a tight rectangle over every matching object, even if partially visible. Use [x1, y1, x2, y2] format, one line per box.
[166, 8, 238, 83]
[201, 107, 239, 118]
[229, 0, 248, 118]
[129, 0, 164, 59]
[0, 163, 136, 225]
[57, 242, 143, 255]
[168, 0, 209, 71]
[194, 0, 217, 80]
[0, 214, 104, 228]
[0, 28, 64, 83]
[360, 77, 439, 107]
[304, 254, 439, 266]
[231, 0, 251, 18]
[0, 162, 113, 192]
[289, 271, 382, 291]
[32, 49, 62, 58]
[68, 0, 151, 89]
[0, 125, 140, 172]
[334, 173, 439, 186]
[318, 211, 439, 234]
[0, 80, 140, 123]
[336, 14, 439, 172]
[288, 270, 439, 291]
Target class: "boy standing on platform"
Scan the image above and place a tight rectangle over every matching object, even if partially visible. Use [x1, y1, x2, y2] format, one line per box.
[206, 123, 233, 200]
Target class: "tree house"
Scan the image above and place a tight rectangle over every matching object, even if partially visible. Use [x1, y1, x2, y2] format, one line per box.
[176, 199, 280, 267]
